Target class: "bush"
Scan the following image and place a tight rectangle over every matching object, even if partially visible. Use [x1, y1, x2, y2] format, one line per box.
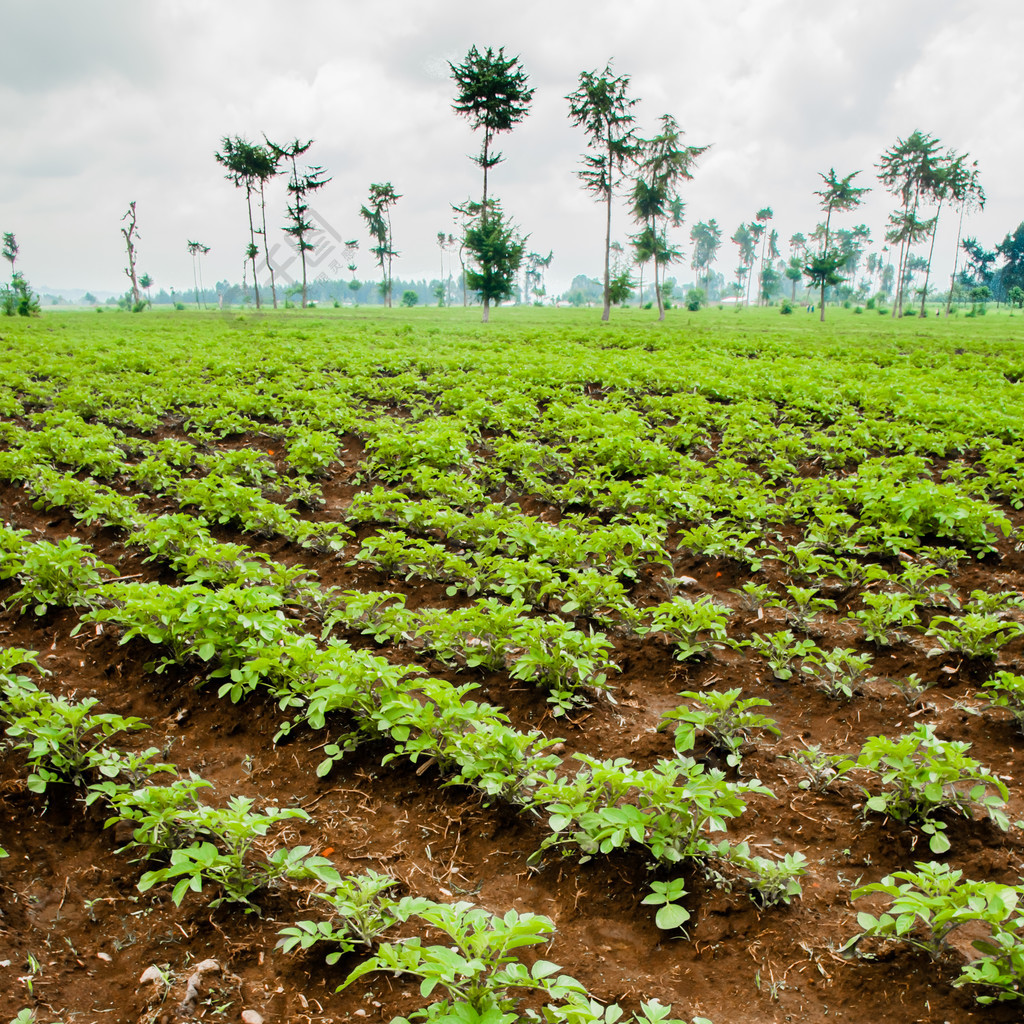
[685, 288, 705, 311]
[0, 273, 41, 317]
[401, 290, 419, 308]
[780, 299, 794, 315]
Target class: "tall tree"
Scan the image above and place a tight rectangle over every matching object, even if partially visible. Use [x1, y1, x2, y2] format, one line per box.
[121, 201, 142, 311]
[944, 158, 985, 316]
[629, 115, 707, 320]
[139, 272, 153, 307]
[449, 45, 534, 322]
[689, 219, 722, 296]
[187, 240, 210, 309]
[2, 233, 17, 282]
[566, 62, 638, 321]
[360, 182, 400, 307]
[877, 131, 942, 317]
[267, 137, 331, 309]
[215, 136, 276, 310]
[753, 207, 773, 305]
[730, 223, 755, 305]
[807, 168, 869, 320]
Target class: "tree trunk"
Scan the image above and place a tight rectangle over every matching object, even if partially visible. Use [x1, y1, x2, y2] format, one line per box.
[654, 223, 664, 321]
[946, 201, 966, 316]
[602, 133, 612, 322]
[258, 181, 278, 308]
[481, 131, 490, 323]
[919, 199, 942, 317]
[246, 187, 261, 309]
[819, 209, 833, 322]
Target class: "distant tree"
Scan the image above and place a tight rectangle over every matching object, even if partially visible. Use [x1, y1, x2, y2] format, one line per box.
[629, 115, 707, 320]
[753, 207, 773, 304]
[567, 61, 638, 321]
[215, 136, 276, 309]
[139, 273, 153, 307]
[450, 45, 534, 322]
[730, 223, 755, 304]
[877, 131, 943, 317]
[689, 219, 722, 295]
[120, 201, 143, 311]
[784, 256, 803, 300]
[436, 231, 457, 305]
[915, 149, 971, 316]
[400, 290, 419, 307]
[2, 233, 17, 281]
[996, 222, 1024, 299]
[267, 137, 331, 308]
[523, 249, 552, 304]
[806, 168, 869, 320]
[944, 158, 985, 315]
[187, 240, 210, 309]
[360, 182, 400, 306]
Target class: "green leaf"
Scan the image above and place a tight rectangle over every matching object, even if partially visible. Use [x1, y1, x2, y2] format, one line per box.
[654, 903, 691, 930]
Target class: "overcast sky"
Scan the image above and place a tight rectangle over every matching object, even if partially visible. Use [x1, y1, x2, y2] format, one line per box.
[3, 0, 1022, 298]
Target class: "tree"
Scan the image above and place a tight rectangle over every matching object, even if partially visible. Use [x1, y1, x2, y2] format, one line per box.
[449, 45, 534, 322]
[523, 249, 552, 304]
[689, 219, 722, 296]
[139, 273, 153, 307]
[121, 201, 143, 311]
[944, 159, 985, 315]
[464, 202, 525, 311]
[914, 149, 970, 316]
[400, 290, 419, 307]
[877, 131, 943, 317]
[996, 223, 1024, 299]
[806, 168, 869, 320]
[187, 240, 210, 309]
[360, 182, 400, 306]
[215, 136, 276, 310]
[2, 233, 18, 281]
[753, 207, 773, 305]
[267, 137, 331, 308]
[567, 62, 638, 321]
[960, 236, 996, 293]
[730, 223, 755, 304]
[784, 256, 803, 300]
[436, 231, 457, 305]
[629, 115, 707, 320]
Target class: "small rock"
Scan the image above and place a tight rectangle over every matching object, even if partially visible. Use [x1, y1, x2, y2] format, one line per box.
[241, 1012, 264, 1024]
[96, 951, 112, 962]
[139, 965, 165, 986]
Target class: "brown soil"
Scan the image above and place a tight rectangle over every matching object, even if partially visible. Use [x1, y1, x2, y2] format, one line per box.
[2, 458, 1024, 1024]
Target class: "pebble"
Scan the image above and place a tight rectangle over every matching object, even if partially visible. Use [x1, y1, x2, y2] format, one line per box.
[96, 952, 112, 962]
[139, 965, 164, 986]
[241, 1012, 264, 1024]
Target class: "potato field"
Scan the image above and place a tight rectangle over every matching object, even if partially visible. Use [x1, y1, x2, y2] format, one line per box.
[2, 307, 1024, 1024]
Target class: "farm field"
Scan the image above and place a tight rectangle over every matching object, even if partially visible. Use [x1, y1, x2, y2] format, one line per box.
[3, 305, 1024, 1023]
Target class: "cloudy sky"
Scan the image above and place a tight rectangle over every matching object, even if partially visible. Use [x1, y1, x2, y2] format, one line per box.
[4, 0, 1022, 298]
